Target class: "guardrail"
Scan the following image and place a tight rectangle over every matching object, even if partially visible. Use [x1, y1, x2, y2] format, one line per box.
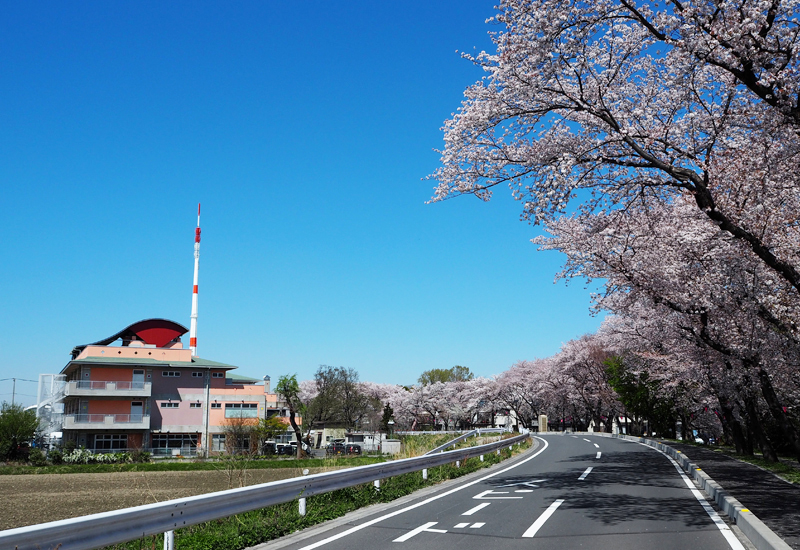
[0, 432, 530, 550]
[425, 427, 510, 455]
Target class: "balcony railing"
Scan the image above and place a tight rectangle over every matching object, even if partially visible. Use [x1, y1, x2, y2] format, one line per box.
[63, 414, 150, 430]
[65, 381, 151, 397]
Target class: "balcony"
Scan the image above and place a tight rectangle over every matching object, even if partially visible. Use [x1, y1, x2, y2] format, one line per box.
[65, 380, 151, 398]
[63, 414, 151, 430]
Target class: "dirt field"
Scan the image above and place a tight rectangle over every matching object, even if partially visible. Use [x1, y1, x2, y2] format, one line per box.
[0, 466, 330, 530]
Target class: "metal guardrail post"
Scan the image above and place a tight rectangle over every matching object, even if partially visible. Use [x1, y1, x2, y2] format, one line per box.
[422, 468, 428, 480]
[163, 530, 174, 550]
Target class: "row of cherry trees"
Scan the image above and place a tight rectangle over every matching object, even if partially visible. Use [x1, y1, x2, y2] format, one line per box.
[420, 0, 799, 462]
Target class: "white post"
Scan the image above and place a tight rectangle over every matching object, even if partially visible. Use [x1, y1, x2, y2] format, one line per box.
[299, 468, 309, 515]
[163, 530, 174, 550]
[374, 479, 380, 490]
[456, 460, 460, 468]
[496, 449, 500, 455]
[480, 455, 484, 462]
[422, 468, 428, 480]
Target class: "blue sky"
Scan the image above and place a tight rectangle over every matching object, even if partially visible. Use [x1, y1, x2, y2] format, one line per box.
[0, 2, 604, 407]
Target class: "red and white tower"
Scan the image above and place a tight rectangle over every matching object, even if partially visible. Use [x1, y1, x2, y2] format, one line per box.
[190, 203, 201, 356]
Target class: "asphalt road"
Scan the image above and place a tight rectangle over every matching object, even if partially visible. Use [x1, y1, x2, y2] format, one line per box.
[258, 434, 751, 550]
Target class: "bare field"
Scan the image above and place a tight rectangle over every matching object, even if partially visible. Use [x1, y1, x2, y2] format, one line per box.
[0, 466, 330, 530]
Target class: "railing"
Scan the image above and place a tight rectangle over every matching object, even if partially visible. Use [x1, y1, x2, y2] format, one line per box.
[63, 414, 151, 430]
[425, 427, 510, 455]
[0, 433, 530, 550]
[66, 381, 151, 396]
[75, 381, 146, 390]
[71, 414, 145, 423]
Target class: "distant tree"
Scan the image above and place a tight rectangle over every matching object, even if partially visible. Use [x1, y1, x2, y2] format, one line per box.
[380, 402, 394, 434]
[276, 374, 304, 458]
[255, 416, 289, 454]
[0, 402, 39, 461]
[222, 415, 257, 455]
[307, 366, 371, 429]
[418, 366, 474, 386]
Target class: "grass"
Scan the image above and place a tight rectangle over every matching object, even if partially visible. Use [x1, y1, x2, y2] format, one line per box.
[662, 438, 800, 485]
[105, 439, 531, 550]
[0, 456, 386, 475]
[716, 449, 800, 484]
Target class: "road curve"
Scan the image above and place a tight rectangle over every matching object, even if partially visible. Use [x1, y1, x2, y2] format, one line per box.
[256, 434, 749, 550]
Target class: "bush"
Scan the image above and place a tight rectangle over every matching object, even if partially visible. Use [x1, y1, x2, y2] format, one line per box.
[28, 448, 47, 467]
[131, 449, 151, 463]
[48, 448, 63, 465]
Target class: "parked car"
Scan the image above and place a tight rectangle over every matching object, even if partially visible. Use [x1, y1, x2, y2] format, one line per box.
[345, 443, 362, 455]
[326, 439, 346, 456]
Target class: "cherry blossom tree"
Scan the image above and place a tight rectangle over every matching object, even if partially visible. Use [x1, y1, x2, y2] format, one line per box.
[430, 0, 800, 298]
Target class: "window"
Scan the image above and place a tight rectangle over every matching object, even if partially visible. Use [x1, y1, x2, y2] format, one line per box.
[190, 403, 202, 409]
[212, 372, 224, 378]
[93, 434, 127, 450]
[211, 403, 221, 409]
[225, 403, 257, 418]
[211, 434, 226, 452]
[162, 371, 181, 377]
[192, 372, 203, 378]
[151, 434, 198, 456]
[161, 402, 179, 408]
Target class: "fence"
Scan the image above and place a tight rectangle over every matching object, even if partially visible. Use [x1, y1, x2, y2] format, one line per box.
[0, 432, 530, 550]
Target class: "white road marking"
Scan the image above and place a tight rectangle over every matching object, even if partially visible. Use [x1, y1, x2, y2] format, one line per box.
[393, 522, 447, 542]
[454, 523, 470, 528]
[515, 489, 534, 493]
[578, 467, 593, 480]
[297, 437, 550, 550]
[522, 499, 565, 538]
[596, 451, 602, 459]
[469, 523, 485, 528]
[462, 502, 490, 516]
[593, 443, 600, 448]
[583, 438, 591, 442]
[496, 479, 547, 489]
[634, 441, 746, 550]
[473, 489, 523, 500]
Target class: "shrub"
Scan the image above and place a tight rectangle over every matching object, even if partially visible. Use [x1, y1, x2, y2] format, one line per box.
[131, 449, 151, 463]
[48, 448, 63, 465]
[28, 448, 47, 467]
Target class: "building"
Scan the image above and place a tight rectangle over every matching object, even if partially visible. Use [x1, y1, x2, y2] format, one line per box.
[42, 318, 296, 456]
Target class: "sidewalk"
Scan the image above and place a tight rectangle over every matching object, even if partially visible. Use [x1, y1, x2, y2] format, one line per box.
[663, 442, 800, 550]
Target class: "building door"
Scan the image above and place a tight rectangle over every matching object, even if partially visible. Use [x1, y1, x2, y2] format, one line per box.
[131, 401, 143, 422]
[79, 366, 91, 388]
[132, 369, 145, 389]
[79, 400, 89, 418]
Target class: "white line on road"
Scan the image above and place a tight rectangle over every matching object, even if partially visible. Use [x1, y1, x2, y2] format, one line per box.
[583, 438, 591, 442]
[296, 437, 550, 550]
[635, 442, 745, 550]
[473, 489, 523, 500]
[593, 443, 600, 448]
[596, 451, 602, 459]
[522, 499, 565, 538]
[462, 502, 490, 516]
[578, 467, 593, 480]
[469, 523, 485, 528]
[393, 522, 446, 543]
[454, 523, 470, 528]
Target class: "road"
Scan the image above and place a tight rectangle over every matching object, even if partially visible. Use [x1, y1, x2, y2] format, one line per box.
[261, 433, 750, 550]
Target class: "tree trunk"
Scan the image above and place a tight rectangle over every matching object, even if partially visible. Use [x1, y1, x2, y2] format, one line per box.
[743, 391, 778, 462]
[758, 368, 800, 463]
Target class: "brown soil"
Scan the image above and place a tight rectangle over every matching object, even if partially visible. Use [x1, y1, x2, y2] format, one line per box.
[0, 466, 331, 531]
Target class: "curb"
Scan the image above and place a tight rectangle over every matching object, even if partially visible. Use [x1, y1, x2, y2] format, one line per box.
[582, 432, 792, 550]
